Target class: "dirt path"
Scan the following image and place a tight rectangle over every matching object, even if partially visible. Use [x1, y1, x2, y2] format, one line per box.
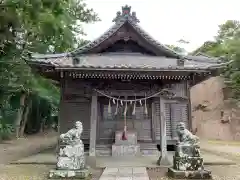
[200, 140, 240, 162]
[0, 130, 104, 180]
[0, 130, 57, 165]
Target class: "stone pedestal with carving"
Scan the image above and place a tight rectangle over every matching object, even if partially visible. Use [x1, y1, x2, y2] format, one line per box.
[49, 121, 90, 179]
[168, 122, 212, 179]
[168, 144, 212, 179]
[112, 130, 140, 157]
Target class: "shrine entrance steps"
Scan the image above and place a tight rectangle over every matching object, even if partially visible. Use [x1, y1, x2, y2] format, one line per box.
[99, 167, 149, 180]
[96, 143, 160, 156]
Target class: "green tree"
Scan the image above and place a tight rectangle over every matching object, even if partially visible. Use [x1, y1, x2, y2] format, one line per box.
[192, 20, 240, 100]
[0, 0, 99, 139]
[165, 44, 187, 54]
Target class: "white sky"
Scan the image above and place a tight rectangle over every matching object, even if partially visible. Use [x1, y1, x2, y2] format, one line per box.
[83, 0, 240, 52]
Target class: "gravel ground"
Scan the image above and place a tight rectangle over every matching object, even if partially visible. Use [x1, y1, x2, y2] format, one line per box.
[0, 164, 239, 180]
[0, 164, 103, 180]
[147, 164, 240, 180]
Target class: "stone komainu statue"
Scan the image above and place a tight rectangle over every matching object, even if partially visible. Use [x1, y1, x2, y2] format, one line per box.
[57, 121, 85, 170]
[173, 122, 203, 171]
[176, 122, 200, 146]
[168, 121, 212, 179]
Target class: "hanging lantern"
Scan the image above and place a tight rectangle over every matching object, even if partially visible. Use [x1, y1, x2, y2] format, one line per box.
[139, 100, 142, 106]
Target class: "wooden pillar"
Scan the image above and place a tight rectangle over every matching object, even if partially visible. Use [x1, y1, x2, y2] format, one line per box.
[151, 102, 156, 141]
[157, 97, 171, 166]
[186, 81, 192, 131]
[89, 94, 98, 156]
[58, 77, 65, 134]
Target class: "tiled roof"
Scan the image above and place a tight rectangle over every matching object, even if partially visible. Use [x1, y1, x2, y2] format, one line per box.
[29, 53, 229, 71]
[28, 6, 228, 72]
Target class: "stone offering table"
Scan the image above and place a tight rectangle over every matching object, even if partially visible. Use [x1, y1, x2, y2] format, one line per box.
[112, 130, 140, 157]
[168, 122, 212, 179]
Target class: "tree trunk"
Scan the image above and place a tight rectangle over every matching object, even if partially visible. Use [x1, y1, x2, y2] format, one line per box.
[19, 99, 32, 137]
[40, 118, 46, 133]
[14, 93, 26, 138]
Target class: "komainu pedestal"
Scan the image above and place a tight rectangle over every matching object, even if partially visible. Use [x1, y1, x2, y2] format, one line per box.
[49, 121, 90, 179]
[168, 122, 212, 179]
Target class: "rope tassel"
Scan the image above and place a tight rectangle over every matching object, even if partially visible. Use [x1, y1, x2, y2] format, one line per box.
[122, 102, 128, 140]
[132, 101, 136, 115]
[144, 93, 148, 115]
[123, 101, 128, 117]
[114, 98, 119, 115]
[108, 99, 111, 114]
[132, 95, 136, 116]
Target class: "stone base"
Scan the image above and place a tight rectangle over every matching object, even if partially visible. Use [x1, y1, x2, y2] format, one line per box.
[173, 156, 203, 171]
[112, 144, 140, 156]
[49, 169, 90, 179]
[168, 168, 212, 179]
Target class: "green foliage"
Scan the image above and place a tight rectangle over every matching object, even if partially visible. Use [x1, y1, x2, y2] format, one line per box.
[0, 122, 14, 140]
[193, 20, 240, 100]
[165, 44, 187, 55]
[0, 98, 15, 140]
[0, 0, 99, 138]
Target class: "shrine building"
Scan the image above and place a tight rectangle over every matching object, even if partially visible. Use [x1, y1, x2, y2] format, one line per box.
[27, 5, 228, 158]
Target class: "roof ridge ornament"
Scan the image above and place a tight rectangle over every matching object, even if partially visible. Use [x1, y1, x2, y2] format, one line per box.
[112, 5, 140, 24]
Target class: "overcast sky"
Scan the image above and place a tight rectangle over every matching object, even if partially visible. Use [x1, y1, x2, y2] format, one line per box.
[82, 0, 240, 52]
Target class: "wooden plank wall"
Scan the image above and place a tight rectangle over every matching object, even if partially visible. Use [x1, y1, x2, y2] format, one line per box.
[154, 82, 189, 141]
[59, 79, 91, 144]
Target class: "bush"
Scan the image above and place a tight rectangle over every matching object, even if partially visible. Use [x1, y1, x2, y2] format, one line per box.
[0, 122, 14, 141]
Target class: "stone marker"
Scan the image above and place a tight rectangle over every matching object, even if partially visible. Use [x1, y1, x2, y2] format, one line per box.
[49, 121, 90, 179]
[168, 122, 212, 179]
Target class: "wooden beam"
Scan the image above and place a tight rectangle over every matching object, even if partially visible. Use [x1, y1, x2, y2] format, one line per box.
[89, 94, 98, 156]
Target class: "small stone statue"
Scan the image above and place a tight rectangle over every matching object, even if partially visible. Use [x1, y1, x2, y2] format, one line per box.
[57, 121, 85, 170]
[49, 121, 90, 179]
[168, 122, 212, 179]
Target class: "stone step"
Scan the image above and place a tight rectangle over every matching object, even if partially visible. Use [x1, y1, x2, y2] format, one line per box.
[99, 167, 149, 180]
[96, 143, 160, 156]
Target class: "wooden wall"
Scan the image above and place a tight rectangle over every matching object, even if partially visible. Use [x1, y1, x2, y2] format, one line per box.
[58, 79, 190, 145]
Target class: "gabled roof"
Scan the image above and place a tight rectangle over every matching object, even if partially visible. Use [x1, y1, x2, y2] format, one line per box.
[27, 5, 229, 72]
[71, 18, 182, 58]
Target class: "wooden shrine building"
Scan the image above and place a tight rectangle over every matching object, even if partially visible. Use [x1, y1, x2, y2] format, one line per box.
[27, 5, 229, 157]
